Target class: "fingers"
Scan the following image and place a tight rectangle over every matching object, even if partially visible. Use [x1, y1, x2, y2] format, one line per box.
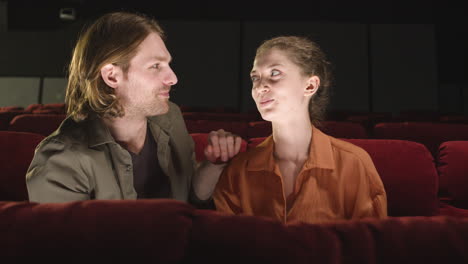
[226, 135, 234, 158]
[203, 144, 216, 163]
[234, 136, 242, 154]
[217, 130, 228, 162]
[206, 129, 242, 163]
[208, 130, 221, 158]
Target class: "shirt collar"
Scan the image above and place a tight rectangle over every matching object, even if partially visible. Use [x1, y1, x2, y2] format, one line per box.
[246, 125, 335, 172]
[86, 111, 174, 148]
[87, 115, 115, 147]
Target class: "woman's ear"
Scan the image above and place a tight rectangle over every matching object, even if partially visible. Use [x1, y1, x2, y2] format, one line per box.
[305, 75, 320, 97]
[100, 63, 121, 89]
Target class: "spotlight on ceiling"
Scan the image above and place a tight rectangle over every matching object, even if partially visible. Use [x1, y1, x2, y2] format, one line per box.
[59, 7, 76, 21]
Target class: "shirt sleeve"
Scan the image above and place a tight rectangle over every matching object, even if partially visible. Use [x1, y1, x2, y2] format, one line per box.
[26, 138, 91, 203]
[348, 149, 388, 219]
[212, 163, 243, 215]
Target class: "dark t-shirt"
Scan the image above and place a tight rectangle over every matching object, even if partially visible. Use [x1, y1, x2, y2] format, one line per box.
[129, 127, 172, 199]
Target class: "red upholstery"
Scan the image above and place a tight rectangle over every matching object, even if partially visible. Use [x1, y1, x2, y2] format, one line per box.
[440, 114, 468, 124]
[32, 103, 66, 114]
[247, 121, 271, 138]
[183, 112, 260, 121]
[396, 110, 440, 122]
[437, 141, 468, 208]
[0, 106, 24, 111]
[184, 120, 248, 138]
[24, 103, 43, 113]
[374, 122, 468, 156]
[0, 111, 24, 131]
[0, 200, 193, 260]
[248, 137, 439, 216]
[344, 139, 439, 216]
[320, 121, 368, 139]
[1, 200, 468, 261]
[190, 133, 247, 162]
[247, 121, 368, 139]
[189, 209, 468, 263]
[8, 114, 66, 136]
[0, 131, 45, 201]
[248, 136, 267, 149]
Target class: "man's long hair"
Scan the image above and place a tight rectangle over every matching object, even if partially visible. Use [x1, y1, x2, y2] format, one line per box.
[66, 12, 165, 121]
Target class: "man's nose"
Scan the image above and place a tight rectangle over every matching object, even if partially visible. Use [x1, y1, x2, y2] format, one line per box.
[165, 67, 178, 86]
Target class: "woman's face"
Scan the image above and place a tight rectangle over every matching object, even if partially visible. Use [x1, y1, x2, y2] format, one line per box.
[250, 48, 318, 122]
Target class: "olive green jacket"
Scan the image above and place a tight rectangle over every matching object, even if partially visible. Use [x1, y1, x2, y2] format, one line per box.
[26, 102, 197, 203]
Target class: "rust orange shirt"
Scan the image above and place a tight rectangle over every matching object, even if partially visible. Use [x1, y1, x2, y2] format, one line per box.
[213, 126, 387, 224]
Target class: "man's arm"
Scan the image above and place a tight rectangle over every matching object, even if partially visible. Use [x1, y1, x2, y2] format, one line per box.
[191, 129, 242, 201]
[26, 139, 91, 203]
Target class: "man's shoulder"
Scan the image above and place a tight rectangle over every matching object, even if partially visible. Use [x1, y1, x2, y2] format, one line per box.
[39, 117, 89, 150]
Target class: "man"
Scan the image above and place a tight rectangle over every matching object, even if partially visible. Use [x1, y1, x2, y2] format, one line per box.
[26, 12, 241, 204]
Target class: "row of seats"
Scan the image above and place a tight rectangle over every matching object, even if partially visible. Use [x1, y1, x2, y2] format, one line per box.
[1, 199, 467, 261]
[0, 103, 66, 130]
[2, 103, 468, 123]
[1, 130, 467, 217]
[2, 113, 468, 157]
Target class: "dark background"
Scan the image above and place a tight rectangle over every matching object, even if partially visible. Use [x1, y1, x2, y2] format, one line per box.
[0, 0, 467, 114]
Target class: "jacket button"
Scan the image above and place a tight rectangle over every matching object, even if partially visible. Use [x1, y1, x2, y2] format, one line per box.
[126, 165, 132, 172]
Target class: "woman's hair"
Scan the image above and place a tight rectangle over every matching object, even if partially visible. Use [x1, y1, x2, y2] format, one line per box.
[65, 12, 164, 121]
[255, 36, 333, 126]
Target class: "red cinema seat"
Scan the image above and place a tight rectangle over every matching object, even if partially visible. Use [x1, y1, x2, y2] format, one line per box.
[0, 111, 24, 131]
[321, 121, 368, 139]
[437, 141, 468, 209]
[0, 199, 193, 261]
[0, 106, 24, 111]
[8, 114, 66, 136]
[344, 139, 439, 216]
[184, 120, 248, 139]
[24, 103, 43, 113]
[247, 121, 272, 139]
[32, 103, 66, 114]
[247, 121, 367, 140]
[0, 131, 45, 201]
[190, 133, 247, 162]
[373, 122, 468, 157]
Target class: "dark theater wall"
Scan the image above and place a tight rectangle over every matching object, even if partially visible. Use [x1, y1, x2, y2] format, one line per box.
[0, 0, 466, 115]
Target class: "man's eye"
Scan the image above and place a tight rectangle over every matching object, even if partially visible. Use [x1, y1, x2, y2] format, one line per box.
[251, 76, 259, 82]
[271, 70, 280, 77]
[151, 64, 160, 69]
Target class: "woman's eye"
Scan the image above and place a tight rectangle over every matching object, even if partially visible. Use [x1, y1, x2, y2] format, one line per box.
[271, 70, 280, 77]
[251, 76, 259, 82]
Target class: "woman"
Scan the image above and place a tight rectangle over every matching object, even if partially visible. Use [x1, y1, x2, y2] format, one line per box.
[213, 36, 387, 224]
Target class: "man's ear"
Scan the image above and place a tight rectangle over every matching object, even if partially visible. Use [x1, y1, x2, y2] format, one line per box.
[305, 75, 320, 97]
[100, 63, 122, 89]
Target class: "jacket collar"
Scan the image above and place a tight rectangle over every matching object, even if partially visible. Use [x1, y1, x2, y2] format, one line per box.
[86, 112, 173, 148]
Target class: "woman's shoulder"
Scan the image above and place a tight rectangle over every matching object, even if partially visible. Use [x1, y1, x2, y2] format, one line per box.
[327, 136, 374, 167]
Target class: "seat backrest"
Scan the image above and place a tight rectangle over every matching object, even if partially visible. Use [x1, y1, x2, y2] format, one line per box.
[0, 111, 24, 131]
[247, 121, 271, 139]
[320, 121, 368, 139]
[185, 120, 248, 139]
[373, 122, 468, 157]
[8, 114, 66, 136]
[190, 133, 247, 162]
[0, 131, 45, 201]
[344, 139, 439, 216]
[437, 141, 468, 206]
